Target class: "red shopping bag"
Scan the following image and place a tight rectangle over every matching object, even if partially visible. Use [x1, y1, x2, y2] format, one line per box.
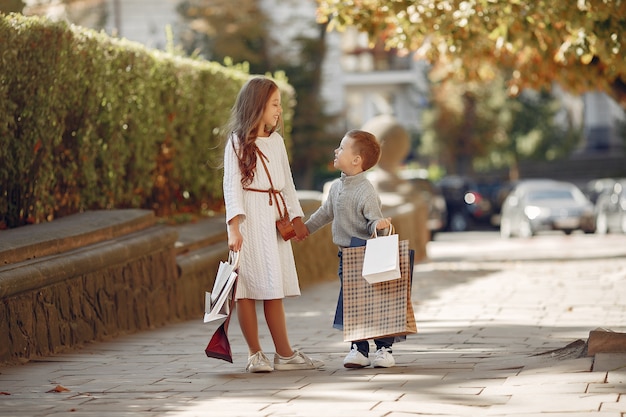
[205, 310, 235, 362]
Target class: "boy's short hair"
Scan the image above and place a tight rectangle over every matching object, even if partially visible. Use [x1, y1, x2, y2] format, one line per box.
[346, 129, 381, 171]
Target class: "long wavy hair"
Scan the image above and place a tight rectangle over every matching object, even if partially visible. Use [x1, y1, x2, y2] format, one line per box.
[227, 77, 280, 187]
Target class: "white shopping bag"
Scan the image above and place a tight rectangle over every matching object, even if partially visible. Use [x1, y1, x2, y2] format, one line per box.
[361, 228, 401, 284]
[204, 251, 239, 324]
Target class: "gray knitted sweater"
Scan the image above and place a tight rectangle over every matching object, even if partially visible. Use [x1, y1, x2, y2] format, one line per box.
[305, 171, 384, 248]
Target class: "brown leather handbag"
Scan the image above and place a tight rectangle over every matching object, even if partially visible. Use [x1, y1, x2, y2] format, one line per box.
[275, 200, 296, 241]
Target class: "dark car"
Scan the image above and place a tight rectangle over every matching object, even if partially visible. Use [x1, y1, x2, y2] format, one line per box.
[476, 179, 510, 227]
[594, 179, 626, 234]
[436, 176, 492, 232]
[398, 169, 448, 237]
[488, 181, 520, 227]
[500, 179, 596, 238]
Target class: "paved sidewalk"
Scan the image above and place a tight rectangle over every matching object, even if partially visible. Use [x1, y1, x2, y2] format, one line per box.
[1, 234, 626, 416]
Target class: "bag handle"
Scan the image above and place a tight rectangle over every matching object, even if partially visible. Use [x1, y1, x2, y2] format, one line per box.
[256, 149, 289, 220]
[228, 250, 240, 269]
[373, 223, 395, 238]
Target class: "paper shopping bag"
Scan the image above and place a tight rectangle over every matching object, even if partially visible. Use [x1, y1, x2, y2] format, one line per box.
[204, 251, 239, 363]
[362, 232, 401, 283]
[204, 251, 239, 324]
[205, 314, 235, 362]
[343, 239, 417, 342]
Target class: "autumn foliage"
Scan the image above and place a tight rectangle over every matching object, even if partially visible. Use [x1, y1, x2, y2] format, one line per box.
[317, 0, 626, 108]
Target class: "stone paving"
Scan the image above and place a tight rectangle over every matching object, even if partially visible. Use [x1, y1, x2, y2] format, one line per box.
[1, 233, 625, 417]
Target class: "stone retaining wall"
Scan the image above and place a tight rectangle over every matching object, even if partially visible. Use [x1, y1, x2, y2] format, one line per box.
[0, 197, 426, 365]
[0, 211, 181, 364]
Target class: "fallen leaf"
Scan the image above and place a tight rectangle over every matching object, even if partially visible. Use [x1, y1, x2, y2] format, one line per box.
[47, 385, 70, 393]
[0, 392, 10, 395]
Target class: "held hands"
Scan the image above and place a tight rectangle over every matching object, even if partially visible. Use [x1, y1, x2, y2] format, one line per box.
[292, 217, 309, 242]
[376, 217, 392, 231]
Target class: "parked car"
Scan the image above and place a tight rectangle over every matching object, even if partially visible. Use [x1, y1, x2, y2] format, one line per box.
[489, 180, 519, 227]
[475, 179, 510, 227]
[594, 179, 626, 234]
[584, 177, 619, 205]
[500, 179, 596, 238]
[437, 176, 492, 232]
[398, 169, 448, 237]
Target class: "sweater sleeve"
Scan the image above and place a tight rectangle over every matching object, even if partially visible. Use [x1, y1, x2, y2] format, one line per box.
[360, 181, 385, 236]
[223, 137, 246, 224]
[305, 181, 337, 234]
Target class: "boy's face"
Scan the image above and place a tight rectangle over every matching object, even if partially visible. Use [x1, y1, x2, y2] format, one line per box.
[334, 135, 361, 175]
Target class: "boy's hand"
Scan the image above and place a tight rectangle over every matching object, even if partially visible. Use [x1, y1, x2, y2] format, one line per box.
[376, 217, 392, 230]
[292, 217, 309, 242]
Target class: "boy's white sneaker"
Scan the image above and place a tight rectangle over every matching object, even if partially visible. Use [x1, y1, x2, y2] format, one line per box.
[343, 344, 371, 368]
[372, 347, 395, 368]
[274, 349, 324, 370]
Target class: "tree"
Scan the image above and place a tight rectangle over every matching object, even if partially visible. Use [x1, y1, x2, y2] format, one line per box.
[316, 0, 626, 109]
[177, 0, 336, 189]
[281, 23, 341, 189]
[177, 0, 271, 74]
[421, 72, 581, 178]
[0, 0, 24, 13]
[9, 0, 107, 29]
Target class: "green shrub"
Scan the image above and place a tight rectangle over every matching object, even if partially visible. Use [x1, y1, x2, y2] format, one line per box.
[0, 13, 294, 228]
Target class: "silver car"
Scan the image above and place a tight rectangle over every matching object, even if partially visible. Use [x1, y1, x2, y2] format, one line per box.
[594, 179, 626, 234]
[500, 179, 596, 238]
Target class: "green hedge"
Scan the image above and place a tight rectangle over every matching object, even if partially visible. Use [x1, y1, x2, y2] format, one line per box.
[0, 13, 293, 229]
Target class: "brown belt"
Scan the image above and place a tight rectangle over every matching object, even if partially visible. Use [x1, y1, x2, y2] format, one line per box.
[243, 148, 289, 220]
[243, 187, 282, 206]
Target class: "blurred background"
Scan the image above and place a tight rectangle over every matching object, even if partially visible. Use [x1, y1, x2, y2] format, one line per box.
[3, 0, 625, 235]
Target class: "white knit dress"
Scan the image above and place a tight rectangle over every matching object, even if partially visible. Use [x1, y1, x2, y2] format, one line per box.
[223, 132, 304, 300]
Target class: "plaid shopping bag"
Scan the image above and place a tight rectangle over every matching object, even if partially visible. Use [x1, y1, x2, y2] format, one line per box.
[342, 239, 417, 342]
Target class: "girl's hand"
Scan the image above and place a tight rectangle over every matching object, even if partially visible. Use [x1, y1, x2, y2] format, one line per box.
[292, 217, 309, 242]
[227, 216, 243, 251]
[228, 229, 243, 252]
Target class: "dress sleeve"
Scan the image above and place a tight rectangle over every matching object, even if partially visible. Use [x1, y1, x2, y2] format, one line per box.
[277, 135, 305, 220]
[223, 137, 246, 224]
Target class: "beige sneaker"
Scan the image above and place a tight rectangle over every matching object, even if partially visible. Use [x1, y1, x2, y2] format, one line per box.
[246, 351, 273, 373]
[273, 349, 324, 371]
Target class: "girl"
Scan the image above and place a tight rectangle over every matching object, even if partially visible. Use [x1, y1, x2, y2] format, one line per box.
[223, 77, 323, 373]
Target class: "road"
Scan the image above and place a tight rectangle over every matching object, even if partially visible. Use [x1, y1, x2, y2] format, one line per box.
[428, 230, 626, 262]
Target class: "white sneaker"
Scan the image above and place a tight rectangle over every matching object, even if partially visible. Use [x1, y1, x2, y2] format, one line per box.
[372, 347, 395, 368]
[343, 344, 371, 368]
[274, 349, 324, 370]
[246, 351, 273, 373]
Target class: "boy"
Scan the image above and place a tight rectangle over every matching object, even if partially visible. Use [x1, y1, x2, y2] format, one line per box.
[305, 129, 394, 368]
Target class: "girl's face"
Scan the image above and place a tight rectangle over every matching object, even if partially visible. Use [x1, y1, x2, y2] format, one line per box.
[334, 135, 361, 175]
[260, 88, 282, 134]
